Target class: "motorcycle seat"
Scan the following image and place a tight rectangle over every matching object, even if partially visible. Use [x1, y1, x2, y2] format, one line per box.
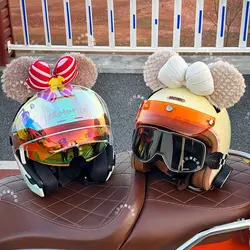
[122, 153, 250, 250]
[0, 152, 250, 250]
[0, 152, 146, 250]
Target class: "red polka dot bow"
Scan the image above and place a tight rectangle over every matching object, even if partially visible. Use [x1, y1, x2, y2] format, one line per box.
[26, 55, 78, 102]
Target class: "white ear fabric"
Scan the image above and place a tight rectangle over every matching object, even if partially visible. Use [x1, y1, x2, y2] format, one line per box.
[158, 55, 188, 88]
[185, 61, 214, 96]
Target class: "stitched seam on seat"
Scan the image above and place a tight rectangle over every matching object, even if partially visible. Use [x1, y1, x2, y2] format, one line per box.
[146, 199, 250, 211]
[147, 157, 250, 208]
[31, 154, 132, 223]
[150, 186, 221, 205]
[72, 176, 132, 226]
[58, 154, 133, 226]
[0, 152, 142, 231]
[149, 178, 208, 203]
[149, 178, 249, 208]
[100, 196, 128, 226]
[214, 184, 250, 208]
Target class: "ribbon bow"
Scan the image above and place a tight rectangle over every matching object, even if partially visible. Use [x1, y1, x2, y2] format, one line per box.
[26, 55, 78, 102]
[158, 55, 215, 96]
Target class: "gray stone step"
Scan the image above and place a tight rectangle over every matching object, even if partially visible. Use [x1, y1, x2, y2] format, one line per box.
[1, 53, 250, 75]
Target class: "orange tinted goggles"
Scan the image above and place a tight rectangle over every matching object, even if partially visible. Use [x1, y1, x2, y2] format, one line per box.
[136, 100, 216, 136]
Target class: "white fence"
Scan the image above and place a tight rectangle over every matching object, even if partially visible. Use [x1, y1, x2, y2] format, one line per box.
[7, 0, 250, 53]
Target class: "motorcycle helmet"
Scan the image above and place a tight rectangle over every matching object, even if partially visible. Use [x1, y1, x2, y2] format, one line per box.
[2, 53, 115, 197]
[131, 51, 246, 191]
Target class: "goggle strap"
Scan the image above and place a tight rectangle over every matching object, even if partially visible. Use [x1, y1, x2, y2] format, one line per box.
[204, 152, 228, 170]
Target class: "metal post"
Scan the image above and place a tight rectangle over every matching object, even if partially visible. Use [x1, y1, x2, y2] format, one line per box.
[107, 0, 115, 48]
[173, 0, 182, 48]
[239, 0, 250, 47]
[151, 0, 159, 48]
[130, 0, 137, 48]
[194, 0, 204, 48]
[216, 0, 227, 48]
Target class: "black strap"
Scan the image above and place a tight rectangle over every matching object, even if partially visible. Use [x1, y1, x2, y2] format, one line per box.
[204, 152, 227, 170]
[177, 173, 193, 191]
[33, 162, 58, 196]
[58, 155, 83, 186]
[212, 164, 233, 188]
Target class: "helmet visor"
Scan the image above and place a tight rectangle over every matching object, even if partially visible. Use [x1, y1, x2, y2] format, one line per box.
[136, 100, 216, 136]
[132, 125, 206, 173]
[20, 125, 110, 166]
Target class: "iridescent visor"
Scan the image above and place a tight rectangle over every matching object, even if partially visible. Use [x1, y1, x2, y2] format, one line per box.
[11, 86, 112, 166]
[20, 125, 110, 166]
[12, 86, 111, 142]
[132, 125, 206, 173]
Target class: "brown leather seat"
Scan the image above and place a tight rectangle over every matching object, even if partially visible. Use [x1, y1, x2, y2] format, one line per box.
[121, 154, 250, 250]
[0, 152, 250, 250]
[0, 152, 146, 250]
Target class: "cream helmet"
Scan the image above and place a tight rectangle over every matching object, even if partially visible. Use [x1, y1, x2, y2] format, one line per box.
[131, 50, 246, 191]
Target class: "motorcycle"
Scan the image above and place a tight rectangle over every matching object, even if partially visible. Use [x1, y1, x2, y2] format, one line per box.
[0, 149, 249, 250]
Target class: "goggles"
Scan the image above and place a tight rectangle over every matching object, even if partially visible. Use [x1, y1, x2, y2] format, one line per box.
[132, 125, 207, 173]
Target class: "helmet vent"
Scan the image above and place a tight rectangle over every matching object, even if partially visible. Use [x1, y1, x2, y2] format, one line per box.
[167, 96, 185, 103]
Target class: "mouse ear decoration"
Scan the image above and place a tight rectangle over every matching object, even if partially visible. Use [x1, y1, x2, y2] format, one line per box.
[143, 49, 177, 91]
[207, 61, 246, 109]
[63, 52, 98, 88]
[1, 56, 37, 103]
